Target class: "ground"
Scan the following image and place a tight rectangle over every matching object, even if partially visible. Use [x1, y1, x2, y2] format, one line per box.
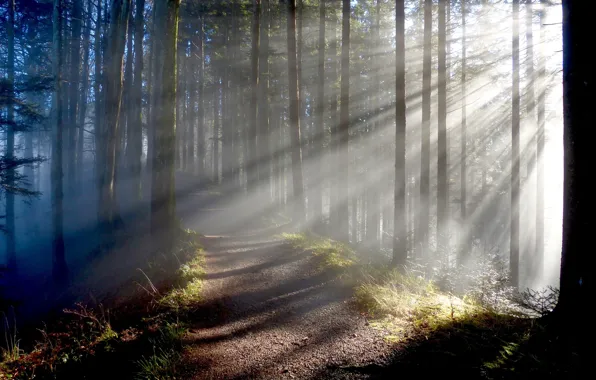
[179, 230, 392, 379]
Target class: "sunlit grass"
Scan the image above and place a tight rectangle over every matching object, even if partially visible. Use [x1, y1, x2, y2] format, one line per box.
[279, 232, 356, 271]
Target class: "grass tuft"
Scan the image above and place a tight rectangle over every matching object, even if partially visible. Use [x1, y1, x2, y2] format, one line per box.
[279, 232, 356, 271]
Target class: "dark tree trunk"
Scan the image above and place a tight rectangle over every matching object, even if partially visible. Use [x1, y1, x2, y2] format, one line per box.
[5, 0, 16, 267]
[127, 0, 146, 200]
[287, 0, 306, 224]
[419, 0, 432, 257]
[437, 0, 448, 259]
[68, 0, 83, 185]
[535, 0, 546, 280]
[150, 0, 180, 237]
[458, 0, 467, 265]
[77, 1, 92, 182]
[338, 0, 350, 240]
[393, 0, 407, 268]
[554, 0, 594, 328]
[52, 0, 67, 281]
[100, 0, 132, 244]
[510, 0, 520, 288]
[328, 0, 339, 230]
[248, 0, 261, 192]
[313, 0, 325, 227]
[258, 0, 271, 196]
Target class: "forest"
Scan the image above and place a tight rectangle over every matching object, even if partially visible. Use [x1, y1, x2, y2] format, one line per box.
[0, 0, 589, 378]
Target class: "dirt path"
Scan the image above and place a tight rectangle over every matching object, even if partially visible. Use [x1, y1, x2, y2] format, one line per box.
[179, 231, 393, 379]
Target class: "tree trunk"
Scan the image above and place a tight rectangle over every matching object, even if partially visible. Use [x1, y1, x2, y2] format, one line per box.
[329, 0, 339, 230]
[555, 0, 594, 336]
[127, 0, 145, 200]
[393, 0, 407, 268]
[535, 0, 546, 281]
[510, 0, 520, 288]
[77, 1, 92, 182]
[338, 0, 350, 240]
[313, 0, 325, 227]
[458, 0, 467, 265]
[150, 0, 180, 237]
[100, 0, 132, 243]
[248, 0, 261, 192]
[197, 15, 205, 180]
[287, 0, 306, 224]
[52, 0, 67, 281]
[419, 0, 432, 258]
[258, 0, 271, 199]
[5, 0, 16, 267]
[67, 0, 82, 185]
[437, 0, 448, 260]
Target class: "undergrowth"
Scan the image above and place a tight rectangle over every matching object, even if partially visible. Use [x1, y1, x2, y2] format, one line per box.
[0, 229, 205, 379]
[280, 232, 575, 377]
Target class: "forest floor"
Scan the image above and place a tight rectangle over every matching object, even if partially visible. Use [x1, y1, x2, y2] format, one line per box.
[178, 230, 393, 379]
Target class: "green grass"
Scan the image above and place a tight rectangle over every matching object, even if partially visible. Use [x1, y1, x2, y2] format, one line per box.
[279, 232, 356, 271]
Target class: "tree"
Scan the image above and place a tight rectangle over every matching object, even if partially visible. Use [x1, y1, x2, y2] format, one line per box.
[248, 0, 260, 192]
[51, 0, 67, 280]
[5, 0, 16, 267]
[555, 0, 594, 325]
[419, 0, 432, 257]
[437, 0, 448, 259]
[67, 0, 83, 184]
[338, 0, 350, 240]
[510, 0, 520, 288]
[459, 0, 467, 263]
[150, 0, 180, 237]
[313, 0, 325, 226]
[99, 0, 132, 244]
[127, 0, 146, 200]
[393, 0, 406, 268]
[535, 0, 546, 280]
[287, 0, 305, 224]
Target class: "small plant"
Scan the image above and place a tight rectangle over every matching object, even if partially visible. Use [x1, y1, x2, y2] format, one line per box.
[135, 322, 187, 379]
[515, 286, 559, 317]
[1, 312, 21, 363]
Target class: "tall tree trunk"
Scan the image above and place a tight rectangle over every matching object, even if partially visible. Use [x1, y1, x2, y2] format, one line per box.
[287, 0, 306, 224]
[458, 0, 467, 265]
[5, 0, 16, 267]
[187, 25, 196, 173]
[393, 0, 407, 267]
[197, 15, 205, 180]
[555, 0, 594, 333]
[100, 0, 132, 244]
[94, 0, 103, 180]
[52, 0, 67, 280]
[150, 0, 180, 237]
[313, 0, 325, 227]
[338, 0, 350, 240]
[329, 0, 339, 229]
[77, 1, 92, 182]
[535, 0, 546, 281]
[248, 0, 261, 191]
[524, 0, 536, 281]
[437, 0, 448, 260]
[419, 0, 432, 258]
[258, 0, 271, 199]
[510, 0, 521, 288]
[65, 0, 82, 186]
[127, 0, 146, 200]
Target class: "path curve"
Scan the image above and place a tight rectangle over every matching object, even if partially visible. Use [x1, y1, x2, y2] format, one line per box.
[179, 231, 392, 379]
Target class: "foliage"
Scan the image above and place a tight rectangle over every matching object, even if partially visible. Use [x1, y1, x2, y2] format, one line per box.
[0, 231, 204, 378]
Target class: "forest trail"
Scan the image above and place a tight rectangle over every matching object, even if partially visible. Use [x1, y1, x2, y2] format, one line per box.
[178, 230, 392, 379]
